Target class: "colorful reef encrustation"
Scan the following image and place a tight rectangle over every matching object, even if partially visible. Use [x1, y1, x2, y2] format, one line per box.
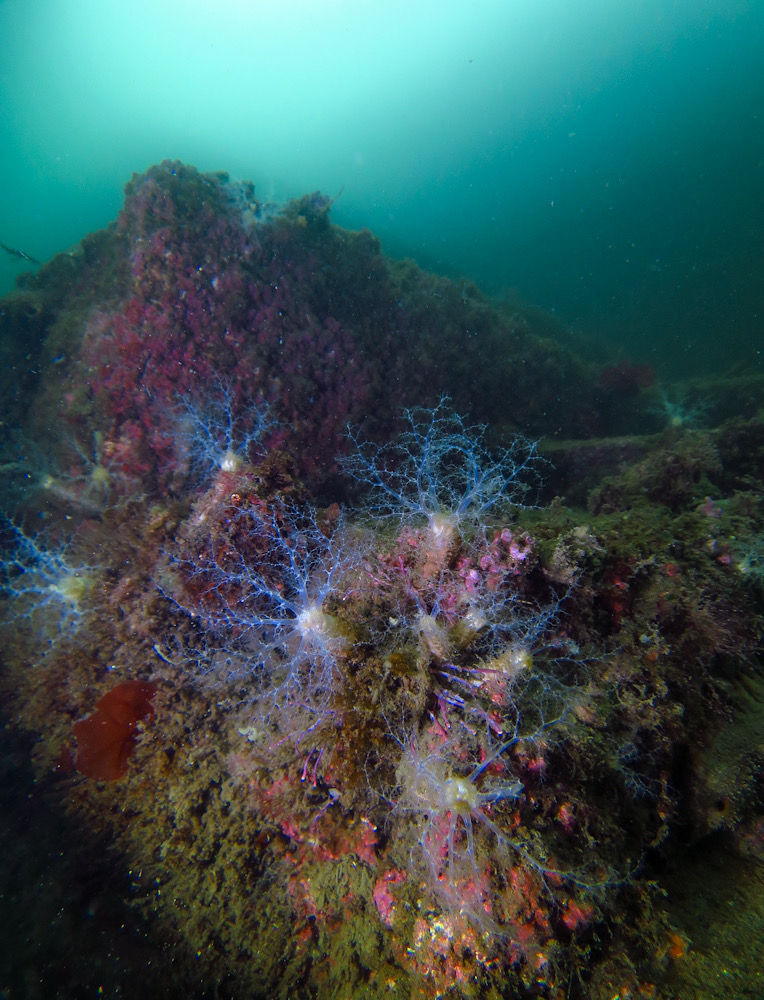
[1, 160, 764, 1000]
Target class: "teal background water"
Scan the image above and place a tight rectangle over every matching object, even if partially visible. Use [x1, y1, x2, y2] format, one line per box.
[0, 0, 761, 375]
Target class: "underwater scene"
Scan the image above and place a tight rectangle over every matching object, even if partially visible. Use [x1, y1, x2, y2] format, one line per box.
[1, 3, 764, 1000]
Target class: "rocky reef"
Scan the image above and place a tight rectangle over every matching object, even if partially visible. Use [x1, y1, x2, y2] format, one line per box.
[1, 161, 764, 999]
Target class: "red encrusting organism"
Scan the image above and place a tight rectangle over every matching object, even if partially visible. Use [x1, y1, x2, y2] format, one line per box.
[73, 680, 158, 780]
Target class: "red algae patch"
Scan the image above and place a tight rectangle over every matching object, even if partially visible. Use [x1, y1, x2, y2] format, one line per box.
[73, 680, 157, 780]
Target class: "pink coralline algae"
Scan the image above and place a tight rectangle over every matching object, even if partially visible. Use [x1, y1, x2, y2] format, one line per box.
[64, 162, 381, 493]
[372, 868, 407, 928]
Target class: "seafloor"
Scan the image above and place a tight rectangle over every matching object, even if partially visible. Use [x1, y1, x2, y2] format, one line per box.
[1, 161, 763, 1000]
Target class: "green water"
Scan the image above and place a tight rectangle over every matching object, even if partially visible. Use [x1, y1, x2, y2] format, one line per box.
[1, 0, 762, 375]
